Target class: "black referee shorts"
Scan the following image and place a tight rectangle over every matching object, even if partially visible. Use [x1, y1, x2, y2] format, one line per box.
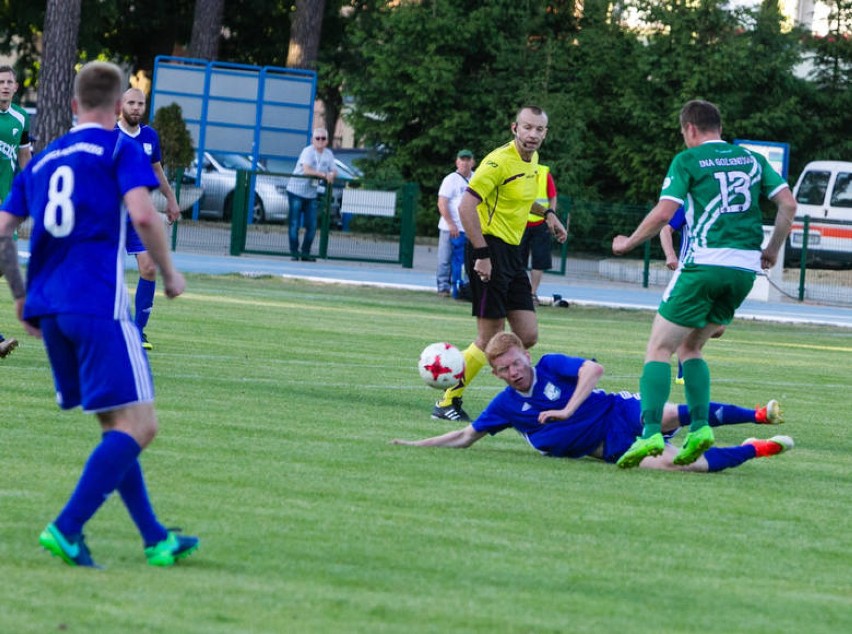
[466, 235, 534, 319]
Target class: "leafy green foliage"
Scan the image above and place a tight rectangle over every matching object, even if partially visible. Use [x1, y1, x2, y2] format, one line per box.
[152, 103, 195, 176]
[342, 0, 849, 215]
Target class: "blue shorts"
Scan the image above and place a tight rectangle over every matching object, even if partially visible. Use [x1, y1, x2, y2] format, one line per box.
[126, 222, 145, 255]
[40, 315, 154, 413]
[601, 394, 644, 463]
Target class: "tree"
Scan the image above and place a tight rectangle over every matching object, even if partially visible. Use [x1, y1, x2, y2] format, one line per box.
[152, 103, 195, 178]
[34, 0, 81, 151]
[287, 0, 327, 69]
[798, 0, 852, 163]
[188, 0, 226, 60]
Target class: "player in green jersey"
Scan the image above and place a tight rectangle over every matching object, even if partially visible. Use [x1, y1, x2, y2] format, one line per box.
[611, 99, 797, 468]
[0, 65, 32, 358]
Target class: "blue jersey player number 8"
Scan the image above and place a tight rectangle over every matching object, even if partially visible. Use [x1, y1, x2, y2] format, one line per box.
[45, 166, 76, 237]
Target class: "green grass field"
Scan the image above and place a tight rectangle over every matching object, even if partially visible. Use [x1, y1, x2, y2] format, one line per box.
[1, 274, 849, 633]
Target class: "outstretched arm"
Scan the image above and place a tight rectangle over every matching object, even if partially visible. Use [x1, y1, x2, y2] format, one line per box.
[537, 360, 605, 424]
[613, 199, 680, 255]
[391, 424, 486, 448]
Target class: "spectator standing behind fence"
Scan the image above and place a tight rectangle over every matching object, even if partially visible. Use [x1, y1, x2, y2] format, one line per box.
[520, 164, 559, 306]
[436, 149, 475, 299]
[286, 128, 336, 262]
[0, 65, 32, 358]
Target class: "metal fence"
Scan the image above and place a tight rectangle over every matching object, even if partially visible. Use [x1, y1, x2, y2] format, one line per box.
[542, 196, 852, 307]
[13, 175, 849, 308]
[172, 169, 418, 267]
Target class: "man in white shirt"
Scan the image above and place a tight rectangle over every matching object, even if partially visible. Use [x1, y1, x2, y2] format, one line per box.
[285, 128, 337, 261]
[436, 149, 474, 298]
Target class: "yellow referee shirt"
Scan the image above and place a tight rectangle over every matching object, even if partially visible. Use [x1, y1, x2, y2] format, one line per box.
[467, 141, 540, 246]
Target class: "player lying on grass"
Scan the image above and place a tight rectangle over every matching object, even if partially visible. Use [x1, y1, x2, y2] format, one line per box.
[393, 332, 792, 472]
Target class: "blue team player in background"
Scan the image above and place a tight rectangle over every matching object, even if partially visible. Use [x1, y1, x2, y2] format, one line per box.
[0, 61, 198, 568]
[117, 87, 182, 351]
[393, 332, 790, 472]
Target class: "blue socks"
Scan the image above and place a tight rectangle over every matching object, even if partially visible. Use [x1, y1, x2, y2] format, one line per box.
[117, 459, 169, 547]
[677, 402, 756, 427]
[704, 445, 757, 472]
[135, 278, 156, 334]
[55, 431, 142, 538]
[55, 431, 167, 547]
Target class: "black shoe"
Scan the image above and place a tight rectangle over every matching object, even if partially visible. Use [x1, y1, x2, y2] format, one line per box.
[301, 255, 316, 262]
[431, 397, 470, 422]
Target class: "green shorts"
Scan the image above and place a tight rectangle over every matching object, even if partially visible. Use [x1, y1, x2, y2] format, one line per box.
[658, 264, 755, 329]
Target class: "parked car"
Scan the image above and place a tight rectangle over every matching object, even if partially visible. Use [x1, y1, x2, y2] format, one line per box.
[189, 152, 289, 223]
[786, 160, 852, 267]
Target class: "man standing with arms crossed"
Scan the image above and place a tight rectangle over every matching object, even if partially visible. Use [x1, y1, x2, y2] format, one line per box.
[0, 65, 32, 357]
[432, 105, 567, 422]
[117, 87, 181, 350]
[612, 99, 796, 468]
[0, 61, 198, 567]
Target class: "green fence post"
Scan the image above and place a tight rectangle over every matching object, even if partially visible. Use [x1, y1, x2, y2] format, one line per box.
[642, 240, 650, 288]
[318, 186, 331, 259]
[399, 182, 417, 268]
[798, 215, 810, 302]
[230, 170, 250, 256]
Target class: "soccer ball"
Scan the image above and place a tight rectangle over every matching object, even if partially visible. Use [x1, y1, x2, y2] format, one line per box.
[418, 342, 465, 390]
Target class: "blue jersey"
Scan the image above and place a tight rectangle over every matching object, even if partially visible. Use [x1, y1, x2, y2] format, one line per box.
[117, 122, 162, 164]
[2, 124, 158, 321]
[472, 354, 637, 458]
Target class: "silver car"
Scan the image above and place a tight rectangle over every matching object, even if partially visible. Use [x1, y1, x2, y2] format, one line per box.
[190, 152, 289, 224]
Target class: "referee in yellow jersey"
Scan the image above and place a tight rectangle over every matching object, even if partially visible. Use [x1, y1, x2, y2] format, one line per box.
[432, 105, 567, 422]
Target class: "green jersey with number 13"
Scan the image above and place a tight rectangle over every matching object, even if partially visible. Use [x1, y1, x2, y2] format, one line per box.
[659, 140, 788, 272]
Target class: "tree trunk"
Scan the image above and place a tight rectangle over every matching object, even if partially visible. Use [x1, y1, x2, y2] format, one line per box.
[286, 0, 326, 69]
[35, 0, 81, 152]
[188, 0, 225, 60]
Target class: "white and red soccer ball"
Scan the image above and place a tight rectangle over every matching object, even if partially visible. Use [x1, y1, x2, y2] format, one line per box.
[418, 342, 465, 390]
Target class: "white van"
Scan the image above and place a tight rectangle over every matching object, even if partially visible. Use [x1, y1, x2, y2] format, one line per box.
[787, 160, 852, 266]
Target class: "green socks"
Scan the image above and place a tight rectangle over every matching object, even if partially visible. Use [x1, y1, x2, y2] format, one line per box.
[682, 358, 710, 432]
[639, 361, 671, 438]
